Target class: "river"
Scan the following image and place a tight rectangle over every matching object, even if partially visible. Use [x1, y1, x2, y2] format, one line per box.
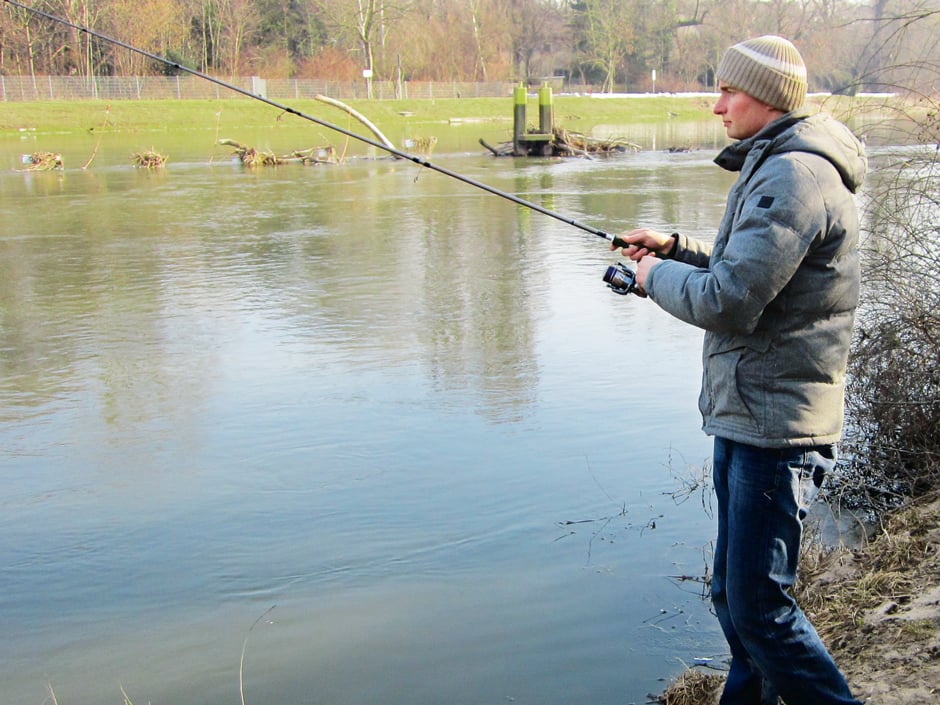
[2, 117, 769, 705]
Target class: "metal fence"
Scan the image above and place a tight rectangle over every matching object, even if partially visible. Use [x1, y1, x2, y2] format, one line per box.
[0, 74, 533, 102]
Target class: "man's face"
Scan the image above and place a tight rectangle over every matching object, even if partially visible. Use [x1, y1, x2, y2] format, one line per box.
[713, 82, 784, 140]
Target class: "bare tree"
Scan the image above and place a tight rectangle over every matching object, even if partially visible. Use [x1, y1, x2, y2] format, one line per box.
[570, 0, 638, 92]
[491, 0, 567, 80]
[103, 0, 186, 75]
[313, 0, 410, 95]
[217, 0, 261, 76]
[51, 0, 102, 77]
[3, 1, 41, 87]
[469, 0, 488, 80]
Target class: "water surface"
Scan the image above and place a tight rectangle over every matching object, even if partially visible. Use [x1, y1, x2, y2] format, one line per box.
[0, 129, 733, 705]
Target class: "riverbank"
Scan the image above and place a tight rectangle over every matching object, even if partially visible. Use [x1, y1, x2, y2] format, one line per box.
[0, 93, 880, 137]
[0, 95, 710, 134]
[659, 494, 940, 704]
[2, 93, 918, 171]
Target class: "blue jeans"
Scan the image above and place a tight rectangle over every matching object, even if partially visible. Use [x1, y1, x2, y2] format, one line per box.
[711, 438, 863, 705]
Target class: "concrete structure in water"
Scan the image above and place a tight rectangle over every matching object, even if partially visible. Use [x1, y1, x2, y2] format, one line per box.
[512, 82, 555, 156]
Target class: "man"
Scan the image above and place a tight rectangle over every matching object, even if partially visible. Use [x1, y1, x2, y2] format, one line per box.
[614, 37, 868, 705]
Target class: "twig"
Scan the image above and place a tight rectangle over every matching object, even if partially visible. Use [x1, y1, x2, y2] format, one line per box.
[239, 605, 277, 705]
[83, 104, 111, 170]
[119, 684, 134, 705]
[45, 683, 59, 705]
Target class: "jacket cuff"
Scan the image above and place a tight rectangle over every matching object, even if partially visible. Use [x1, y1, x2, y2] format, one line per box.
[663, 232, 680, 258]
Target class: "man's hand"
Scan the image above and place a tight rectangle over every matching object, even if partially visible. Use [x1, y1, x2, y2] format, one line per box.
[635, 254, 662, 294]
[611, 228, 674, 260]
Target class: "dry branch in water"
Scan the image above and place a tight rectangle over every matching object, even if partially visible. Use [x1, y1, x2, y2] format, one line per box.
[218, 139, 339, 167]
[314, 94, 397, 151]
[404, 136, 437, 154]
[481, 127, 640, 158]
[132, 150, 168, 168]
[19, 152, 63, 171]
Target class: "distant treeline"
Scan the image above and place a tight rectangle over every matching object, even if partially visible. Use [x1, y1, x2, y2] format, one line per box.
[1, 1, 938, 97]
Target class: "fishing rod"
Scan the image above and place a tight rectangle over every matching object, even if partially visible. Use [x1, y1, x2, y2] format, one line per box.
[5, 0, 633, 254]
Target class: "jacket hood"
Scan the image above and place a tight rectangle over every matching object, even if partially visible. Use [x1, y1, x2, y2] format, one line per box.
[715, 110, 868, 193]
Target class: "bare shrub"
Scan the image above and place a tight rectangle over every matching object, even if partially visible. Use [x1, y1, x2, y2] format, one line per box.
[838, 111, 940, 510]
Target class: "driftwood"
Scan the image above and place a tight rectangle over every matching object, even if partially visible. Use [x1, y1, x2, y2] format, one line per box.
[482, 127, 641, 158]
[555, 127, 641, 154]
[19, 152, 63, 171]
[314, 94, 397, 153]
[132, 150, 168, 168]
[479, 138, 501, 156]
[219, 139, 279, 166]
[218, 139, 338, 167]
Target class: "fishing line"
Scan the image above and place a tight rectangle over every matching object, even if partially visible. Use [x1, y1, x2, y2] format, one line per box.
[5, 0, 629, 248]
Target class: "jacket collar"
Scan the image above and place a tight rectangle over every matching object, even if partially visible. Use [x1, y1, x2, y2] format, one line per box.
[714, 109, 812, 172]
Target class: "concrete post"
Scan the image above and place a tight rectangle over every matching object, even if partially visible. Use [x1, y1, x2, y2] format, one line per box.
[513, 83, 527, 156]
[538, 82, 553, 135]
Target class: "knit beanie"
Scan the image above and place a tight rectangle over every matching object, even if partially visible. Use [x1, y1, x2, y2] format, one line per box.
[716, 35, 807, 112]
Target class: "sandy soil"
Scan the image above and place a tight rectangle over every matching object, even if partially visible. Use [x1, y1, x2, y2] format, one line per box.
[814, 496, 940, 704]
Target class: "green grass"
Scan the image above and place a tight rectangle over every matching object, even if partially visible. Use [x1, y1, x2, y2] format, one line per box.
[0, 95, 720, 136]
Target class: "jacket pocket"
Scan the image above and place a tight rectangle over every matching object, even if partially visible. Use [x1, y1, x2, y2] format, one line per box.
[700, 333, 771, 434]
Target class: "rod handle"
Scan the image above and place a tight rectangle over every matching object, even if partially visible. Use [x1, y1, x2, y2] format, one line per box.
[610, 235, 629, 249]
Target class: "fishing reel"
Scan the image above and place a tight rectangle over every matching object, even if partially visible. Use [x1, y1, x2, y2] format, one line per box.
[602, 262, 640, 295]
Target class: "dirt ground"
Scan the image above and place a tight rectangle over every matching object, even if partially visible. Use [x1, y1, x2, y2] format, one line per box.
[658, 494, 940, 705]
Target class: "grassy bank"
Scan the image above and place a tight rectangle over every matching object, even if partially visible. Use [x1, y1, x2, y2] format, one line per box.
[0, 94, 721, 136]
[1, 93, 898, 155]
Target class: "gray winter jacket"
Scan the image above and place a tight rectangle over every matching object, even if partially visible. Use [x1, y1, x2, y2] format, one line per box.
[645, 110, 868, 447]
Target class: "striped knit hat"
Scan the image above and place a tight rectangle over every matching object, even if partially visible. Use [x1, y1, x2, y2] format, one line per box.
[717, 35, 807, 112]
